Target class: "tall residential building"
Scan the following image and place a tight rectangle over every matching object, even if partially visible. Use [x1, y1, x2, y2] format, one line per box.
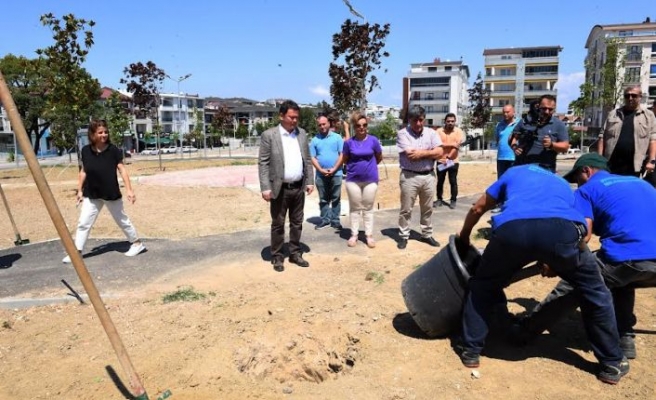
[584, 19, 656, 129]
[483, 46, 561, 122]
[402, 59, 469, 127]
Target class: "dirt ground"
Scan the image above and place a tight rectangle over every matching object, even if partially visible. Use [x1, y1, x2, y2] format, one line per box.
[1, 158, 655, 399]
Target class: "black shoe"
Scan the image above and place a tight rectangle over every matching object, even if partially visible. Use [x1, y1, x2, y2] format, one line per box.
[289, 253, 309, 268]
[397, 238, 408, 250]
[448, 200, 457, 210]
[433, 200, 443, 208]
[620, 336, 636, 359]
[331, 222, 343, 230]
[272, 258, 284, 272]
[315, 221, 331, 230]
[459, 350, 480, 368]
[420, 236, 440, 247]
[597, 357, 630, 385]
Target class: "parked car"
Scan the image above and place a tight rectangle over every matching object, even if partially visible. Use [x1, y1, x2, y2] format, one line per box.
[567, 147, 581, 155]
[140, 147, 160, 155]
[162, 145, 179, 154]
[181, 146, 198, 153]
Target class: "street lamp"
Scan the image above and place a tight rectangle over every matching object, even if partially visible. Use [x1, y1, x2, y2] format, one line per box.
[166, 73, 192, 157]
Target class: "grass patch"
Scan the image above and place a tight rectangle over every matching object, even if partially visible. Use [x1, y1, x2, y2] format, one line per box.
[162, 286, 207, 303]
[365, 271, 385, 285]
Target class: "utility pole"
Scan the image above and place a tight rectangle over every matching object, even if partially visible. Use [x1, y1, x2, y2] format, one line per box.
[166, 73, 192, 158]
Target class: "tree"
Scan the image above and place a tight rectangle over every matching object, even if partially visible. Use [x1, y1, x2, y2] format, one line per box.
[36, 13, 101, 157]
[0, 55, 49, 153]
[235, 123, 249, 139]
[466, 73, 491, 149]
[298, 107, 318, 134]
[329, 19, 390, 114]
[600, 37, 626, 110]
[103, 91, 130, 148]
[368, 112, 398, 140]
[211, 104, 232, 138]
[120, 61, 166, 167]
[188, 107, 204, 148]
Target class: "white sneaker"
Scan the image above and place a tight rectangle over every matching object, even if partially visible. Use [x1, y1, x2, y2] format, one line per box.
[62, 255, 71, 263]
[125, 242, 146, 257]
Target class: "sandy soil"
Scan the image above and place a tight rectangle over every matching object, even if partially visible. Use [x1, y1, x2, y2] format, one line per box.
[1, 158, 655, 399]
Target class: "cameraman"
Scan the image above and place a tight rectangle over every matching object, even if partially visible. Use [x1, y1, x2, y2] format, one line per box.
[510, 94, 569, 172]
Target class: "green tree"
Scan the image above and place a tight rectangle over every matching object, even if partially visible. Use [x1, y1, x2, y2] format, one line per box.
[329, 19, 390, 113]
[368, 112, 398, 140]
[0, 55, 49, 153]
[36, 13, 101, 158]
[103, 91, 130, 149]
[211, 104, 232, 138]
[601, 37, 626, 110]
[235, 124, 249, 139]
[188, 107, 204, 148]
[298, 107, 318, 134]
[466, 73, 491, 149]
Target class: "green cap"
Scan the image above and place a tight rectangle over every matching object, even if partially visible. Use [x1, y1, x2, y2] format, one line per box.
[563, 153, 609, 182]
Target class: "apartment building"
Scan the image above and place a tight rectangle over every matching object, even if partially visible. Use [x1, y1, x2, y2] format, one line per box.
[584, 18, 656, 128]
[483, 46, 561, 122]
[402, 59, 470, 127]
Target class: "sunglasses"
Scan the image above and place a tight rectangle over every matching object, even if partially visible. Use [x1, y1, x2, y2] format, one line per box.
[356, 123, 368, 128]
[540, 107, 555, 112]
[624, 93, 640, 99]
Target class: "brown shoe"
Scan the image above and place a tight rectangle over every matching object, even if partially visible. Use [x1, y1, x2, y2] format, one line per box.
[289, 253, 309, 268]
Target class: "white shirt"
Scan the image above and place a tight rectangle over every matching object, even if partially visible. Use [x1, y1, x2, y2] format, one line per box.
[279, 125, 304, 183]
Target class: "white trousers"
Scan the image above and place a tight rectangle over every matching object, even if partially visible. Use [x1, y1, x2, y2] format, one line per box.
[74, 197, 139, 251]
[345, 181, 378, 236]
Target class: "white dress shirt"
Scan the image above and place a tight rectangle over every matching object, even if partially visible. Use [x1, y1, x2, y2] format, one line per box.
[279, 125, 304, 183]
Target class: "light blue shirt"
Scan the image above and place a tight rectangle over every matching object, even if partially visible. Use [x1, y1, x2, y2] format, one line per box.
[495, 118, 517, 161]
[310, 131, 344, 177]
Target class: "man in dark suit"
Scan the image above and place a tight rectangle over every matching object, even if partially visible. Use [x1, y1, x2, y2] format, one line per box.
[258, 100, 314, 272]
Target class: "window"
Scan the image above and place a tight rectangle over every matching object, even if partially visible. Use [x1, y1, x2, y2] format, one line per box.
[409, 77, 450, 87]
[440, 105, 449, 112]
[162, 98, 173, 107]
[627, 45, 642, 61]
[650, 65, 656, 78]
[428, 67, 437, 72]
[625, 67, 641, 83]
[497, 83, 515, 92]
[522, 49, 558, 58]
[499, 68, 515, 76]
[445, 66, 452, 71]
[618, 30, 633, 37]
[442, 92, 450, 99]
[501, 55, 512, 60]
[426, 92, 434, 100]
[525, 65, 558, 75]
[485, 68, 492, 77]
[411, 91, 420, 100]
[425, 105, 434, 113]
[652, 43, 656, 54]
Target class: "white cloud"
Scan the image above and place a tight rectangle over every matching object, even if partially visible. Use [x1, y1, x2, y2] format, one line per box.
[555, 72, 585, 112]
[309, 84, 330, 97]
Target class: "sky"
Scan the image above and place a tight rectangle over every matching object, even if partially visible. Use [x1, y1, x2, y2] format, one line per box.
[2, 1, 654, 112]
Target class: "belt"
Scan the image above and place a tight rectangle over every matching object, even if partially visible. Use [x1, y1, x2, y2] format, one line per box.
[282, 180, 303, 189]
[402, 169, 433, 175]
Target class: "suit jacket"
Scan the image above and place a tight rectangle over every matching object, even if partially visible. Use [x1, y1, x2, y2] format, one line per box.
[258, 125, 314, 199]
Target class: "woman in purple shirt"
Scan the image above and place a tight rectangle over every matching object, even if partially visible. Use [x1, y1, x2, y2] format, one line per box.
[342, 112, 383, 248]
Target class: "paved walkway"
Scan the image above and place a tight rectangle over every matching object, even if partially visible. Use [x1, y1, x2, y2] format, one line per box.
[0, 161, 575, 307]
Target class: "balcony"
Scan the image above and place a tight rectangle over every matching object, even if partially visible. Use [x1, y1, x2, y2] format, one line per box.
[625, 53, 643, 63]
[524, 72, 558, 80]
[523, 89, 557, 97]
[484, 74, 516, 82]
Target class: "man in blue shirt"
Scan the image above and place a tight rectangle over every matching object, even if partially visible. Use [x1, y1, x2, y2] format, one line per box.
[510, 95, 569, 172]
[516, 153, 656, 361]
[457, 163, 627, 384]
[310, 115, 344, 230]
[495, 105, 518, 178]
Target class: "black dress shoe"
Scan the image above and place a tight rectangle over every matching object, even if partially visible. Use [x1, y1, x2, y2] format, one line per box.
[420, 236, 440, 247]
[289, 253, 309, 268]
[272, 258, 284, 272]
[397, 238, 408, 250]
[448, 200, 457, 210]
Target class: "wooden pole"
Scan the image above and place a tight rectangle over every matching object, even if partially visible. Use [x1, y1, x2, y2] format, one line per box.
[0, 70, 149, 400]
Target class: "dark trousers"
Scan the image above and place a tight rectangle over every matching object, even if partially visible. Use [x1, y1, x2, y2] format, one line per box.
[496, 160, 514, 179]
[462, 218, 622, 366]
[270, 185, 305, 261]
[315, 174, 342, 225]
[525, 257, 656, 338]
[436, 162, 459, 202]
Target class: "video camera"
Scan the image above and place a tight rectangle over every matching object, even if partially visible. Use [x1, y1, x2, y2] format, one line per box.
[512, 100, 541, 147]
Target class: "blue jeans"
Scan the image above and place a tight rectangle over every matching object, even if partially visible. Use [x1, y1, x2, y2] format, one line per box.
[315, 174, 342, 225]
[525, 257, 656, 338]
[462, 218, 622, 366]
